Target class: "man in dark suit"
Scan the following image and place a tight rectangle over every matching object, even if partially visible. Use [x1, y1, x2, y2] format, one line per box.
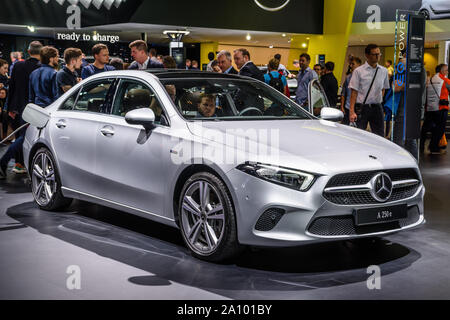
[1, 41, 42, 178]
[128, 40, 164, 70]
[320, 61, 339, 108]
[217, 50, 238, 74]
[231, 48, 265, 113]
[233, 48, 264, 82]
[6, 41, 42, 133]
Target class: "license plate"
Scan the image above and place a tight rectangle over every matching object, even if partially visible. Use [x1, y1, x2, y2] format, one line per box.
[354, 204, 408, 226]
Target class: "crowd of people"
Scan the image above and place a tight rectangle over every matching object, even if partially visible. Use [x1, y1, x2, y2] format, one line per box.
[340, 44, 448, 157]
[0, 40, 449, 179]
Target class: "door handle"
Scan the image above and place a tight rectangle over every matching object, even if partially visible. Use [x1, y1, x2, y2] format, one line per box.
[100, 126, 114, 137]
[56, 120, 66, 128]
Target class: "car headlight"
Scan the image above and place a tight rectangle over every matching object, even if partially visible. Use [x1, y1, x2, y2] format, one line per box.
[237, 162, 317, 192]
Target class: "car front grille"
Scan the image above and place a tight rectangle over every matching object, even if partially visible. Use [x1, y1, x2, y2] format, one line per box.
[323, 169, 420, 205]
[307, 206, 421, 236]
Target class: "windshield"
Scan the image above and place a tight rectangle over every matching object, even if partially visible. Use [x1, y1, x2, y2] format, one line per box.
[160, 78, 313, 121]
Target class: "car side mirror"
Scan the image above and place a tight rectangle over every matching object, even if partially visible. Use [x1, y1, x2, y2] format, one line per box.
[320, 107, 344, 122]
[125, 108, 155, 130]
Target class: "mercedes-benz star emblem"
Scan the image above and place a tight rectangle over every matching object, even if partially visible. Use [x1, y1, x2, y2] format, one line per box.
[254, 0, 290, 12]
[370, 173, 393, 202]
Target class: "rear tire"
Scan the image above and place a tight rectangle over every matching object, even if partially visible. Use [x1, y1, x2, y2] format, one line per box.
[178, 172, 243, 262]
[30, 147, 72, 211]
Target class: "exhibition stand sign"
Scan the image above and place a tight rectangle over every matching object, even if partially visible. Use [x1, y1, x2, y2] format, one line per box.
[54, 31, 120, 44]
[393, 10, 426, 141]
[0, 0, 324, 34]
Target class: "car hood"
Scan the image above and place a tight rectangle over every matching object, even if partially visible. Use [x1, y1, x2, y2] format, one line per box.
[186, 119, 418, 175]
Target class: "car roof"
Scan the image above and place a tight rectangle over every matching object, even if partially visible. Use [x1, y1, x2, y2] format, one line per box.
[144, 69, 244, 80]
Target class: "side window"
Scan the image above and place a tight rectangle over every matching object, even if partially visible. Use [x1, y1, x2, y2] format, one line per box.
[59, 89, 80, 110]
[309, 80, 329, 116]
[74, 79, 114, 114]
[112, 79, 168, 125]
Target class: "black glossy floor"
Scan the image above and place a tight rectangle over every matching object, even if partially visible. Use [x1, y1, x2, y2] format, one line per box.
[1, 146, 449, 299]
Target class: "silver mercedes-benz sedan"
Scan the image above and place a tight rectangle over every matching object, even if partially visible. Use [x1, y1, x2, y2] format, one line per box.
[22, 70, 424, 262]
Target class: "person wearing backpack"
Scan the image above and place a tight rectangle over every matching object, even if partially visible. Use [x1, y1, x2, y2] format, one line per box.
[264, 58, 287, 95]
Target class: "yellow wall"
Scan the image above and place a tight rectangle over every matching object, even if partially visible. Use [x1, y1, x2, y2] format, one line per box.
[201, 0, 357, 77]
[384, 47, 395, 65]
[424, 48, 439, 76]
[307, 0, 356, 85]
[200, 42, 218, 68]
[288, 48, 307, 69]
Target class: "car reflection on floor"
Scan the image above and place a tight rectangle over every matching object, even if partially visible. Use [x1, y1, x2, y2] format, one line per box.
[6, 199, 419, 296]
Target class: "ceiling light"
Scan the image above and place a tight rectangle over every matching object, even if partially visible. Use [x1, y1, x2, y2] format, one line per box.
[282, 33, 286, 37]
[163, 30, 190, 42]
[302, 43, 307, 48]
[306, 37, 310, 40]
[163, 30, 190, 36]
[269, 45, 274, 48]
[246, 34, 251, 41]
[27, 26, 35, 32]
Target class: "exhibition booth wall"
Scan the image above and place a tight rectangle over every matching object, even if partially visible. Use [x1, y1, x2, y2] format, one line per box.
[1, 0, 449, 87]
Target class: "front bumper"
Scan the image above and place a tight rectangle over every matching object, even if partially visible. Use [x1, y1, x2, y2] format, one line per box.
[226, 168, 425, 247]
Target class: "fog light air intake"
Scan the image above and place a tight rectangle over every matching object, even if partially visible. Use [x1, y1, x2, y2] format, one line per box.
[255, 208, 285, 231]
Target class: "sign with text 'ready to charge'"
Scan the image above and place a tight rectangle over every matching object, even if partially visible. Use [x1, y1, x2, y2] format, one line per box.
[55, 32, 120, 44]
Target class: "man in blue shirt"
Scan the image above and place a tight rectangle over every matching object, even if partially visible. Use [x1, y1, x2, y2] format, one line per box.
[295, 53, 318, 109]
[81, 43, 115, 79]
[264, 58, 287, 93]
[29, 46, 59, 107]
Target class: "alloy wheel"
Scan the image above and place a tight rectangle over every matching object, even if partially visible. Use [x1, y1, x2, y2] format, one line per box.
[181, 180, 225, 255]
[31, 152, 57, 207]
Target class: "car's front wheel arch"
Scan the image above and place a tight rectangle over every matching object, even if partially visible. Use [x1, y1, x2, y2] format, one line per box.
[177, 169, 244, 262]
[172, 164, 237, 229]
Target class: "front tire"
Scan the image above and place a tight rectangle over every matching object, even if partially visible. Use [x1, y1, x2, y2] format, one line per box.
[178, 172, 242, 262]
[30, 147, 72, 211]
